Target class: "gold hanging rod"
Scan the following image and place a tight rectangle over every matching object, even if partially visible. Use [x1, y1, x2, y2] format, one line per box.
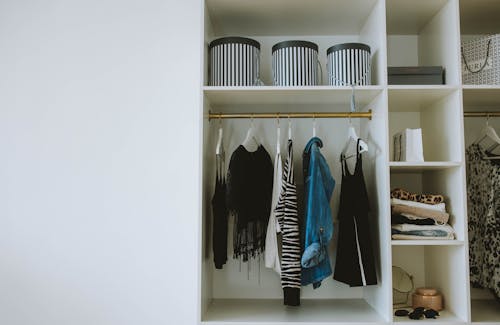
[464, 112, 500, 117]
[209, 110, 372, 120]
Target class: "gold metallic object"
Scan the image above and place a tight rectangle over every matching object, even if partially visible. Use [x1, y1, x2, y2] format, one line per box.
[208, 110, 372, 120]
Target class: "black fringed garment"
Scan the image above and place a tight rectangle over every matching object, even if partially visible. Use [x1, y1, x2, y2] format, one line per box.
[226, 145, 273, 262]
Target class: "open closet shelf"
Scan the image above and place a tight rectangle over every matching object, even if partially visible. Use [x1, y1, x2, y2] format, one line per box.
[202, 299, 385, 324]
[203, 86, 383, 109]
[205, 0, 378, 36]
[386, 0, 448, 34]
[389, 162, 461, 172]
[391, 240, 464, 246]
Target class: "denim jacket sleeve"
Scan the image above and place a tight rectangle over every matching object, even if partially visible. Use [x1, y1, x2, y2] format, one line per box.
[302, 139, 335, 269]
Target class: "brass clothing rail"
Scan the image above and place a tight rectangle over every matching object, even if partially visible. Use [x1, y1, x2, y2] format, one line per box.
[208, 110, 372, 120]
[464, 111, 500, 117]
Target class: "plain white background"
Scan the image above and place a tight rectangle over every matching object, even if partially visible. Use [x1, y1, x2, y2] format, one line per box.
[0, 0, 201, 324]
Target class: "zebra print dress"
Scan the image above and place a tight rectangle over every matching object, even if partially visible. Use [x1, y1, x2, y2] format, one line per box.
[275, 140, 301, 306]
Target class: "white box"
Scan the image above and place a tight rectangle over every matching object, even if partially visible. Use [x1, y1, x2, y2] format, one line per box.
[393, 128, 424, 162]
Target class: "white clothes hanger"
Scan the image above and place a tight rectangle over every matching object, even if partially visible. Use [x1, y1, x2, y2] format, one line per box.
[216, 117, 224, 155]
[276, 117, 281, 155]
[475, 116, 500, 159]
[474, 116, 500, 145]
[341, 85, 368, 161]
[341, 116, 368, 161]
[312, 114, 317, 137]
[242, 115, 260, 152]
[288, 116, 292, 140]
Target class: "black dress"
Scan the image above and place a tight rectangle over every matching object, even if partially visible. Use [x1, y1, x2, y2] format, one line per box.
[212, 150, 228, 269]
[333, 140, 377, 287]
[226, 145, 274, 262]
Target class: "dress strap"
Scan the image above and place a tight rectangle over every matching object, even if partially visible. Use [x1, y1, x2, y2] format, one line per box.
[356, 138, 362, 157]
[340, 153, 347, 176]
[354, 138, 363, 172]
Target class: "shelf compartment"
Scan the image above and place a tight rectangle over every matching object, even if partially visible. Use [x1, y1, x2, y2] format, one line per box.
[386, 0, 461, 85]
[206, 0, 378, 36]
[471, 299, 500, 324]
[204, 86, 384, 112]
[204, 1, 387, 86]
[388, 89, 463, 162]
[202, 298, 385, 323]
[390, 168, 466, 242]
[391, 240, 464, 246]
[391, 246, 469, 323]
[389, 162, 461, 172]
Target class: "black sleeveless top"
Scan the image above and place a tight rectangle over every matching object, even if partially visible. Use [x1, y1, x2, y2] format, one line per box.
[333, 139, 377, 287]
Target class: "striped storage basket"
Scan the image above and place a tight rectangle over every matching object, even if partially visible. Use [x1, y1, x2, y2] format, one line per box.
[462, 35, 500, 85]
[272, 40, 320, 86]
[209, 37, 260, 86]
[327, 43, 371, 86]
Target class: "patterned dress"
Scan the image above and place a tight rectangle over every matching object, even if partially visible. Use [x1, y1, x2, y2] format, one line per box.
[275, 140, 301, 306]
[466, 144, 500, 299]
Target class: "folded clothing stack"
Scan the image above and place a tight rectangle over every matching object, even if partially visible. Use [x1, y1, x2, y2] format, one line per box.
[390, 188, 455, 240]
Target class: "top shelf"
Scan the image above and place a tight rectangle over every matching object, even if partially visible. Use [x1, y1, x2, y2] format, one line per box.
[205, 0, 378, 36]
[203, 86, 383, 111]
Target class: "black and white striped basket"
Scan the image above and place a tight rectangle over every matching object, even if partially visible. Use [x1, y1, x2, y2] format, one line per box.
[272, 40, 320, 86]
[327, 43, 371, 86]
[209, 37, 261, 86]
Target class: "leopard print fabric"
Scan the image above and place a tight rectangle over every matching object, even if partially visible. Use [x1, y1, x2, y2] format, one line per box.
[391, 188, 444, 205]
[466, 144, 500, 299]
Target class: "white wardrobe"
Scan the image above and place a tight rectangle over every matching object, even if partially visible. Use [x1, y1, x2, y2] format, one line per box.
[199, 0, 500, 324]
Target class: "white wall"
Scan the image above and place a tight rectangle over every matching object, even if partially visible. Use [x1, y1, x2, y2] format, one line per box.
[0, 1, 201, 324]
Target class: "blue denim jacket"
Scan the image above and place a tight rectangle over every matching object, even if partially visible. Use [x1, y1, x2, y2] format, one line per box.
[301, 137, 335, 288]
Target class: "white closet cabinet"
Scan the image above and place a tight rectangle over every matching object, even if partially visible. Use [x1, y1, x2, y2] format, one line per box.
[199, 0, 500, 324]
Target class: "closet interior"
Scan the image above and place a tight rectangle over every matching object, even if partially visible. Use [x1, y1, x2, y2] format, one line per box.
[200, 0, 500, 324]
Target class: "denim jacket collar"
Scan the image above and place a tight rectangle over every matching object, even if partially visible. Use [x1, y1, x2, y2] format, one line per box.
[304, 137, 323, 154]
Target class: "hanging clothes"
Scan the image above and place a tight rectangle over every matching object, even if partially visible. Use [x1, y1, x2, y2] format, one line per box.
[275, 139, 301, 306]
[212, 141, 228, 269]
[226, 145, 273, 262]
[334, 139, 377, 287]
[466, 143, 500, 299]
[301, 137, 335, 289]
[265, 148, 283, 275]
